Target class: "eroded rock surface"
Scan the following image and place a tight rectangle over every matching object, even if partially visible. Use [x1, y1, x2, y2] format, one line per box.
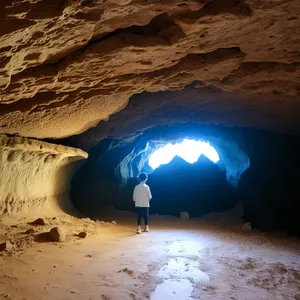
[0, 0, 300, 138]
[0, 135, 88, 219]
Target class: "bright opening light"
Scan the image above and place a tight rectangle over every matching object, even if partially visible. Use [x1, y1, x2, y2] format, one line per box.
[148, 139, 220, 170]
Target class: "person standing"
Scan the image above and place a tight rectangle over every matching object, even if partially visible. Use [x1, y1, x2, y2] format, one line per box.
[133, 173, 152, 234]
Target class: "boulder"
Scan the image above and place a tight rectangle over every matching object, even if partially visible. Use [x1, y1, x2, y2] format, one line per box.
[48, 227, 65, 242]
[242, 222, 252, 232]
[0, 240, 13, 251]
[180, 212, 190, 220]
[25, 228, 35, 234]
[78, 231, 87, 238]
[28, 218, 46, 226]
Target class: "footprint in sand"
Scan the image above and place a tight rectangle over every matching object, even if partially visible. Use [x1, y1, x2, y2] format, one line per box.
[202, 285, 217, 293]
[118, 268, 134, 276]
[130, 293, 137, 299]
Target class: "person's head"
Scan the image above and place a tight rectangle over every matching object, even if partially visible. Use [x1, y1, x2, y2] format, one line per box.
[138, 173, 148, 183]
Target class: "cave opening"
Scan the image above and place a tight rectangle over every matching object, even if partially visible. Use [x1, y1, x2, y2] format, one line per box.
[68, 118, 300, 236]
[148, 139, 220, 170]
[70, 122, 251, 220]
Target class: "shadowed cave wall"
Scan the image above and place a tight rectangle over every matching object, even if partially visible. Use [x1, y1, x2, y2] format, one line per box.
[69, 123, 300, 235]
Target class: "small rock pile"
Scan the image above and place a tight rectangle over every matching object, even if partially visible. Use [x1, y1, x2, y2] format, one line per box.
[0, 216, 114, 254]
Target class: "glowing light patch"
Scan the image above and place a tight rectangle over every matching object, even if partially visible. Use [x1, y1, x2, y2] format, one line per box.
[148, 139, 220, 170]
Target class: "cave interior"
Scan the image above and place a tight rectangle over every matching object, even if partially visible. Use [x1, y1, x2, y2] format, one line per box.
[66, 111, 300, 236]
[1, 1, 300, 299]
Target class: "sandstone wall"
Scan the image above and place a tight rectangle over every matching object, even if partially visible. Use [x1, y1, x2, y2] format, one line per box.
[1, 1, 300, 138]
[0, 135, 88, 221]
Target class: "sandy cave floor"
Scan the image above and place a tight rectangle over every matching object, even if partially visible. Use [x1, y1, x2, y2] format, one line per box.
[0, 211, 300, 300]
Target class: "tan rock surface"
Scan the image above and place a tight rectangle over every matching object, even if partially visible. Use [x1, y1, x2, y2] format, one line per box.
[0, 135, 88, 220]
[0, 0, 300, 138]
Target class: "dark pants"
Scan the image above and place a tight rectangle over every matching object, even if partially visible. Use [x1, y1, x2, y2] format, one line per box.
[136, 207, 149, 226]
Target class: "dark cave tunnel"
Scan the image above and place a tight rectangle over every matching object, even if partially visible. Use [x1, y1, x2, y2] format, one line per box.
[67, 122, 300, 236]
[47, 83, 300, 237]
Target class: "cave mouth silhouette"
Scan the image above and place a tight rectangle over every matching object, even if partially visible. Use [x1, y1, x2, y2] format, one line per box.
[70, 123, 251, 221]
[68, 121, 300, 235]
[138, 153, 238, 218]
[115, 124, 251, 188]
[148, 139, 220, 170]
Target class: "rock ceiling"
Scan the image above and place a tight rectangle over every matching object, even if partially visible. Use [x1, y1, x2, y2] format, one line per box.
[0, 0, 300, 139]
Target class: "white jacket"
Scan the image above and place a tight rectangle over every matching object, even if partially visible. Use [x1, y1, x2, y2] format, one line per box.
[133, 183, 152, 207]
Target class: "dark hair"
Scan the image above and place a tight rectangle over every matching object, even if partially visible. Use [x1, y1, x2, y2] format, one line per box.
[139, 173, 148, 181]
